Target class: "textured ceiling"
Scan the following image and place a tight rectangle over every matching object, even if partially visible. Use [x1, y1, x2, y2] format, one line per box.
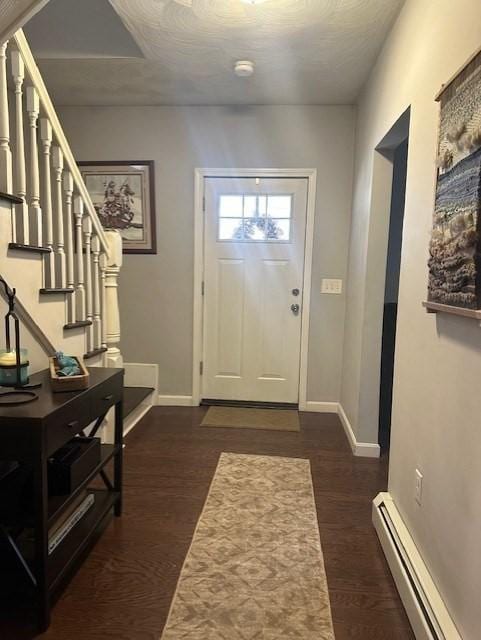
[30, 0, 405, 106]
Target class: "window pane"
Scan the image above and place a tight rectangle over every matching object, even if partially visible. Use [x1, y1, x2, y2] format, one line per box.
[267, 195, 292, 219]
[219, 218, 243, 240]
[258, 195, 267, 216]
[243, 196, 257, 218]
[266, 218, 290, 240]
[219, 195, 243, 218]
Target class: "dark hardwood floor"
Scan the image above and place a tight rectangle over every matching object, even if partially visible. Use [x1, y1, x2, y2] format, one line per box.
[2, 407, 414, 639]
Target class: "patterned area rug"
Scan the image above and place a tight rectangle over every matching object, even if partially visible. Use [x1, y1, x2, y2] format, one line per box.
[200, 406, 300, 432]
[160, 453, 334, 640]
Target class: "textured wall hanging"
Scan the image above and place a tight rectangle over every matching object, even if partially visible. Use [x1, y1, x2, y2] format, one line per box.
[424, 47, 481, 320]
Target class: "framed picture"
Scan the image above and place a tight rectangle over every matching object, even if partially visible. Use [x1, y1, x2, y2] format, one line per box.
[79, 161, 156, 254]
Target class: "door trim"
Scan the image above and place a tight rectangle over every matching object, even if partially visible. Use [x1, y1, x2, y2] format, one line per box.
[192, 168, 317, 410]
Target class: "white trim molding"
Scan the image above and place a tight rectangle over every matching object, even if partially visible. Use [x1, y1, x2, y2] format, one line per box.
[303, 401, 339, 413]
[192, 167, 317, 409]
[157, 395, 194, 407]
[338, 403, 380, 458]
[304, 401, 380, 457]
[123, 362, 158, 395]
[373, 493, 462, 640]
[123, 400, 154, 438]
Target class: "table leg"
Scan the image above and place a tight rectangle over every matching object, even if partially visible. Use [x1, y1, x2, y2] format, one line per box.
[33, 452, 50, 631]
[114, 399, 123, 517]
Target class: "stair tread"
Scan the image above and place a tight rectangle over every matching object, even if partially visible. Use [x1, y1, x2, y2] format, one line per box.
[9, 242, 51, 254]
[84, 347, 107, 360]
[124, 387, 154, 418]
[40, 288, 74, 294]
[0, 191, 23, 205]
[64, 320, 92, 330]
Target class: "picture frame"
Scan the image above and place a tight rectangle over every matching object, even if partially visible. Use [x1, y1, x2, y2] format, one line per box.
[78, 160, 156, 254]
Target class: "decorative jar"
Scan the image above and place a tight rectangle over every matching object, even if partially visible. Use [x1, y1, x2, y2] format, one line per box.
[0, 349, 29, 386]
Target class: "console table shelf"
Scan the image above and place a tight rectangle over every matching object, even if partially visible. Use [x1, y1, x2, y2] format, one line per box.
[48, 489, 120, 591]
[0, 367, 124, 632]
[47, 444, 119, 526]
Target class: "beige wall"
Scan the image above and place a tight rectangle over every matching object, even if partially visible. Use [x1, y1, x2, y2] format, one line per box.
[59, 105, 355, 401]
[341, 0, 481, 636]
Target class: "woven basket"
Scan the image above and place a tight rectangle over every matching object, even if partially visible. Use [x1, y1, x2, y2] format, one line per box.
[49, 356, 89, 392]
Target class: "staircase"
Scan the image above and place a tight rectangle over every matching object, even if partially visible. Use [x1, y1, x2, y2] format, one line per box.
[0, 30, 122, 367]
[0, 30, 142, 423]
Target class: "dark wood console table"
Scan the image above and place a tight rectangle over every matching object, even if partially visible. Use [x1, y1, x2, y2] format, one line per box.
[0, 367, 124, 632]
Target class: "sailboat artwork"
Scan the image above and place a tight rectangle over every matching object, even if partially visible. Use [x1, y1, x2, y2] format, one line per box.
[79, 161, 157, 254]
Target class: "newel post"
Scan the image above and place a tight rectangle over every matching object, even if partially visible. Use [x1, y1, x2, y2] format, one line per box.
[104, 229, 123, 368]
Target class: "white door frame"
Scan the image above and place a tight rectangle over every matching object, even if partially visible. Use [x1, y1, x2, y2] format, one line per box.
[192, 168, 317, 410]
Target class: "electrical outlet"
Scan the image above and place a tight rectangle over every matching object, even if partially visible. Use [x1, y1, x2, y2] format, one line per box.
[321, 278, 343, 294]
[415, 469, 423, 505]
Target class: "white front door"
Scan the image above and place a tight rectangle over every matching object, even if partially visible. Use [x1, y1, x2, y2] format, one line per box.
[202, 176, 308, 403]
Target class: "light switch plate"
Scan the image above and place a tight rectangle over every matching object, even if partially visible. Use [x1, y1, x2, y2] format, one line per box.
[321, 278, 343, 294]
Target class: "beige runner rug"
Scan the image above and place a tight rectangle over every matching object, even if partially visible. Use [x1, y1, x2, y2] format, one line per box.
[160, 452, 334, 640]
[200, 406, 300, 432]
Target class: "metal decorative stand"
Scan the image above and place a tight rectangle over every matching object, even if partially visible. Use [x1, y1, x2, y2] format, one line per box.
[0, 278, 40, 405]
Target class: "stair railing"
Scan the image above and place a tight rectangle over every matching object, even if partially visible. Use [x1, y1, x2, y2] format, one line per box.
[0, 29, 122, 362]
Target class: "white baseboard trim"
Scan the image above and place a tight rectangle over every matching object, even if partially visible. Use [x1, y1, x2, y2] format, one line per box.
[301, 401, 380, 457]
[157, 394, 194, 407]
[337, 403, 380, 458]
[373, 492, 461, 640]
[123, 401, 153, 438]
[303, 401, 338, 413]
[124, 362, 158, 395]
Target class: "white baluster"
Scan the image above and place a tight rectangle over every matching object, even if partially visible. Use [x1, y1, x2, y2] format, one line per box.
[99, 251, 107, 351]
[73, 195, 85, 320]
[52, 146, 66, 288]
[92, 234, 102, 350]
[26, 86, 42, 246]
[83, 215, 93, 352]
[104, 230, 123, 368]
[40, 118, 55, 285]
[11, 50, 28, 244]
[0, 43, 13, 194]
[64, 170, 75, 322]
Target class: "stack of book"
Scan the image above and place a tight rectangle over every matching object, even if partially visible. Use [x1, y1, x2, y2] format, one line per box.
[48, 492, 95, 555]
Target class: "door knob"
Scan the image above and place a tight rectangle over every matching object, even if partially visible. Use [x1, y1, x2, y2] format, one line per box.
[291, 304, 300, 314]
[292, 288, 300, 296]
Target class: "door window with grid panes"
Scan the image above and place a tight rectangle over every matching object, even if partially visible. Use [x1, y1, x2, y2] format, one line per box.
[218, 194, 292, 242]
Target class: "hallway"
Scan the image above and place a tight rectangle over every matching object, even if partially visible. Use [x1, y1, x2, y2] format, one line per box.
[4, 408, 413, 639]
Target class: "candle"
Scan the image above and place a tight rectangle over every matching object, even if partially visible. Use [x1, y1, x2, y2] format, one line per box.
[0, 349, 29, 386]
[0, 350, 27, 365]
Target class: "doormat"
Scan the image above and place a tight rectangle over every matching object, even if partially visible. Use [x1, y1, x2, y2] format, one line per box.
[200, 405, 300, 432]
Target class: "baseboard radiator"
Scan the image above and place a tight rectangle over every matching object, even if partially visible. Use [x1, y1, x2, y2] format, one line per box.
[372, 493, 462, 640]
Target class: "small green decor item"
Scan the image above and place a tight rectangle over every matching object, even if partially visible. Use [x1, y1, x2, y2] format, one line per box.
[54, 352, 81, 377]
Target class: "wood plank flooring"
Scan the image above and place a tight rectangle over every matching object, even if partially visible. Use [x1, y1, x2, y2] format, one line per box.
[2, 407, 414, 639]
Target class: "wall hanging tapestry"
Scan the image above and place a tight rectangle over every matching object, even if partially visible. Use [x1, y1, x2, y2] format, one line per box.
[426, 48, 481, 316]
[79, 161, 156, 254]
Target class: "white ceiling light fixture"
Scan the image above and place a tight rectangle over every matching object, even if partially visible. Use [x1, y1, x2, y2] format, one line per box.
[234, 60, 255, 77]
[240, 0, 269, 4]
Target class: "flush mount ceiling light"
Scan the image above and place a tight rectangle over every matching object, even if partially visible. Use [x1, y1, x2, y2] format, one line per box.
[240, 0, 269, 4]
[234, 60, 255, 77]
